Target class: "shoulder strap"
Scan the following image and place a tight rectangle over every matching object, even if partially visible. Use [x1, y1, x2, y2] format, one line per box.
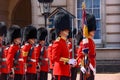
[14, 50, 21, 60]
[28, 46, 34, 58]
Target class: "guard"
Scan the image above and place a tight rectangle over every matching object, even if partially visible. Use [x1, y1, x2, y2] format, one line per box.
[77, 13, 96, 80]
[52, 11, 77, 80]
[47, 28, 56, 80]
[22, 25, 37, 80]
[6, 25, 21, 80]
[34, 27, 48, 80]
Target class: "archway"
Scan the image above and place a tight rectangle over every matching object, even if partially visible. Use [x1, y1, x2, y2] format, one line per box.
[11, 0, 32, 27]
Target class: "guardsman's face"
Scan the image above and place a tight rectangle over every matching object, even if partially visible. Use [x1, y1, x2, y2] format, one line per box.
[28, 39, 35, 44]
[89, 31, 95, 38]
[14, 38, 21, 44]
[39, 40, 45, 46]
[0, 36, 2, 44]
[60, 30, 69, 38]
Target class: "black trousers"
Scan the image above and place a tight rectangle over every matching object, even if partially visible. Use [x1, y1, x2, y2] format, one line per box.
[71, 67, 78, 80]
[14, 74, 24, 80]
[26, 73, 36, 80]
[80, 70, 94, 80]
[0, 73, 8, 80]
[39, 71, 48, 80]
[54, 76, 70, 80]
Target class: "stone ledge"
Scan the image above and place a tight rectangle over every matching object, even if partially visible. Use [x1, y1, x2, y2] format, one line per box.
[96, 47, 120, 50]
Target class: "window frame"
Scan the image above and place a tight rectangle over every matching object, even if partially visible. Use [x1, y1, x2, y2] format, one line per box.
[76, 0, 102, 44]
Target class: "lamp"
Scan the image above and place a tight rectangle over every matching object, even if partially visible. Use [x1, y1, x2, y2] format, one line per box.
[38, 0, 54, 27]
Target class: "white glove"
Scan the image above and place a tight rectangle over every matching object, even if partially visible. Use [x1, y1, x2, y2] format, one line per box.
[80, 66, 86, 74]
[68, 58, 77, 65]
[89, 63, 96, 75]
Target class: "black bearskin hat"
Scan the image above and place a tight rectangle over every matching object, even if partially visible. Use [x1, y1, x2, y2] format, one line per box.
[86, 13, 96, 32]
[23, 25, 37, 42]
[7, 25, 21, 43]
[49, 28, 56, 42]
[54, 11, 71, 35]
[0, 22, 7, 36]
[37, 27, 48, 41]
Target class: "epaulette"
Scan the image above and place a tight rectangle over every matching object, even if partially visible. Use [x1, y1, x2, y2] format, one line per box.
[21, 45, 24, 48]
[10, 44, 14, 47]
[35, 44, 39, 47]
[5, 47, 9, 50]
[67, 42, 71, 44]
[49, 43, 52, 46]
[83, 38, 89, 44]
[55, 37, 61, 42]
[25, 43, 29, 45]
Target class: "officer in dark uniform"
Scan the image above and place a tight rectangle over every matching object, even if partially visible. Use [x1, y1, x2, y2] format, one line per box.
[6, 25, 21, 80]
[22, 25, 37, 80]
[52, 11, 77, 80]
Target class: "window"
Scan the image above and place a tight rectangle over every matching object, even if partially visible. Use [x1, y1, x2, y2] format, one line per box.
[77, 0, 101, 40]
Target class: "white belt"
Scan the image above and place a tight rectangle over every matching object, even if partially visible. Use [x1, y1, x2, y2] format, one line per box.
[18, 58, 24, 61]
[2, 58, 7, 61]
[30, 59, 36, 62]
[69, 49, 72, 52]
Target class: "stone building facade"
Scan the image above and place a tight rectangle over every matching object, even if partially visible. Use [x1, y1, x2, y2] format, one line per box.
[0, 0, 120, 72]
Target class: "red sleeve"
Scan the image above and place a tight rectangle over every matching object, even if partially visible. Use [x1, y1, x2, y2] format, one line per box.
[7, 46, 18, 71]
[52, 41, 61, 63]
[47, 46, 51, 60]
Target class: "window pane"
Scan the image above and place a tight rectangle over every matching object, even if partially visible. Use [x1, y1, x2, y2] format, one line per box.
[85, 0, 92, 8]
[94, 30, 101, 39]
[93, 0, 100, 8]
[86, 9, 92, 14]
[77, 0, 101, 39]
[49, 18, 54, 28]
[77, 9, 82, 18]
[78, 20, 81, 30]
[93, 9, 100, 18]
[96, 20, 101, 29]
[77, 0, 83, 8]
[94, 20, 101, 39]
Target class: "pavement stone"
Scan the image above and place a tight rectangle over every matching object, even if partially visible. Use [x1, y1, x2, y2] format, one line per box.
[48, 73, 120, 80]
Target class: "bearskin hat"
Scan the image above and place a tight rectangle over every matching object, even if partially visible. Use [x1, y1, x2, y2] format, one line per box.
[86, 13, 96, 32]
[54, 11, 71, 35]
[49, 28, 56, 42]
[0, 22, 7, 36]
[23, 25, 37, 42]
[7, 25, 21, 43]
[37, 27, 48, 41]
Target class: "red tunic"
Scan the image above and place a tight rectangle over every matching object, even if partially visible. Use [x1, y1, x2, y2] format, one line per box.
[67, 41, 78, 59]
[52, 37, 70, 77]
[1, 47, 9, 74]
[77, 38, 96, 68]
[47, 43, 54, 69]
[22, 43, 37, 74]
[34, 44, 49, 72]
[7, 44, 20, 72]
